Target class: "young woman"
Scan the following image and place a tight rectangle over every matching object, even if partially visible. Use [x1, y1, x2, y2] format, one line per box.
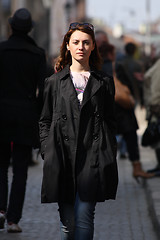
[39, 22, 118, 240]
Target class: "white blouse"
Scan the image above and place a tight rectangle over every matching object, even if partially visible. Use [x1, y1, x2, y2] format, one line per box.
[70, 71, 90, 106]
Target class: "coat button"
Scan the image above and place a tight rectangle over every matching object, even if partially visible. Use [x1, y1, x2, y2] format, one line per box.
[64, 135, 69, 141]
[95, 172, 98, 178]
[28, 95, 32, 99]
[93, 134, 99, 140]
[94, 111, 100, 118]
[62, 114, 67, 120]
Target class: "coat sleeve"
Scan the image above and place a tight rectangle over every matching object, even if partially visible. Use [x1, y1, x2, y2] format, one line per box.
[36, 52, 47, 114]
[39, 77, 53, 159]
[103, 76, 117, 136]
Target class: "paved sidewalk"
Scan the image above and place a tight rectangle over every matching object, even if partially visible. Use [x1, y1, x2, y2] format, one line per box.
[140, 144, 160, 239]
[0, 147, 159, 240]
[0, 108, 159, 239]
[136, 106, 160, 239]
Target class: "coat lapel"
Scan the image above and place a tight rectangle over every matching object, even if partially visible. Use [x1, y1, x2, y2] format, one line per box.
[59, 65, 102, 111]
[59, 65, 80, 111]
[81, 72, 101, 109]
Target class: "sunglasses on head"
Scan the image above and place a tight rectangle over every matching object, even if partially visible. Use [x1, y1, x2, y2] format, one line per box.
[69, 22, 94, 31]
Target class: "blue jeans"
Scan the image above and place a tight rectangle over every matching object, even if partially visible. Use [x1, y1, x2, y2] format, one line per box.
[58, 193, 96, 240]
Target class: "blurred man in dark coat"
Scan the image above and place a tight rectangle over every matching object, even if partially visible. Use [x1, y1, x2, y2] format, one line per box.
[0, 8, 46, 232]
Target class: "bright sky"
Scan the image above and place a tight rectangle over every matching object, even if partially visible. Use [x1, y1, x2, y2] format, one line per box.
[86, 0, 160, 30]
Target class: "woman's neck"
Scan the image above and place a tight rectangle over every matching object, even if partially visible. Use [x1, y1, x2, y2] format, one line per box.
[70, 61, 90, 73]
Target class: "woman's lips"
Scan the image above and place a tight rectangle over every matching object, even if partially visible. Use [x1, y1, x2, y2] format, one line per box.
[77, 52, 84, 55]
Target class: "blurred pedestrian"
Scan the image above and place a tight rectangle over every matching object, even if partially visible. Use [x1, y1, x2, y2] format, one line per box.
[39, 22, 118, 240]
[143, 59, 160, 175]
[30, 54, 54, 166]
[98, 42, 115, 76]
[98, 42, 128, 159]
[115, 62, 154, 182]
[0, 8, 46, 232]
[116, 43, 154, 179]
[121, 42, 144, 106]
[116, 135, 128, 159]
[97, 39, 154, 181]
[95, 29, 109, 48]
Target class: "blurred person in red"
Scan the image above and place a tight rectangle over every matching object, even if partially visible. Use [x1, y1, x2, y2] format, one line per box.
[0, 8, 46, 232]
[97, 40, 154, 182]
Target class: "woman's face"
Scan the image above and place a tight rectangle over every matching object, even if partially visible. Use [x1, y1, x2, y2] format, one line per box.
[67, 30, 95, 65]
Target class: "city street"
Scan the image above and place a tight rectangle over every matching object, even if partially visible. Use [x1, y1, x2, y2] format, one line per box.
[1, 0, 160, 239]
[0, 145, 158, 240]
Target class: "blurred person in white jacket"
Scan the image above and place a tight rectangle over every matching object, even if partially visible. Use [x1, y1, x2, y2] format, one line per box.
[143, 59, 160, 175]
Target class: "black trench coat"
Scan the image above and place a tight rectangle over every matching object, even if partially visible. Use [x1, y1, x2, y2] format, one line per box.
[39, 65, 118, 203]
[0, 34, 46, 147]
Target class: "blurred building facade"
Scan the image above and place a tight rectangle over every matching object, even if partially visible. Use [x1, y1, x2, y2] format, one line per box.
[0, 0, 86, 57]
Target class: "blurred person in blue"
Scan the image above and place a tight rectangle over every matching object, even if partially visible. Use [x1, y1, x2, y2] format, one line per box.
[0, 8, 46, 232]
[39, 22, 118, 240]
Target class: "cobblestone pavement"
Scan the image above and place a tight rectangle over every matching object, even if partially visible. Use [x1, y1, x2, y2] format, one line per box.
[0, 149, 158, 240]
[140, 144, 160, 239]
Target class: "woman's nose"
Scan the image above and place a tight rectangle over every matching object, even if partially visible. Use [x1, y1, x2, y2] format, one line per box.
[78, 42, 83, 50]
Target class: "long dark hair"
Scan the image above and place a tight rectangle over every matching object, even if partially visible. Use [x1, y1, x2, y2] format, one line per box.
[55, 25, 102, 72]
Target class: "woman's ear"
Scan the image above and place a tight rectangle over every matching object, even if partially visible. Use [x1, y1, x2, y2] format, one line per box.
[67, 44, 70, 51]
[92, 42, 95, 51]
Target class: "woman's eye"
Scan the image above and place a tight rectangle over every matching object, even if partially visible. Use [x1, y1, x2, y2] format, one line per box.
[73, 41, 78, 45]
